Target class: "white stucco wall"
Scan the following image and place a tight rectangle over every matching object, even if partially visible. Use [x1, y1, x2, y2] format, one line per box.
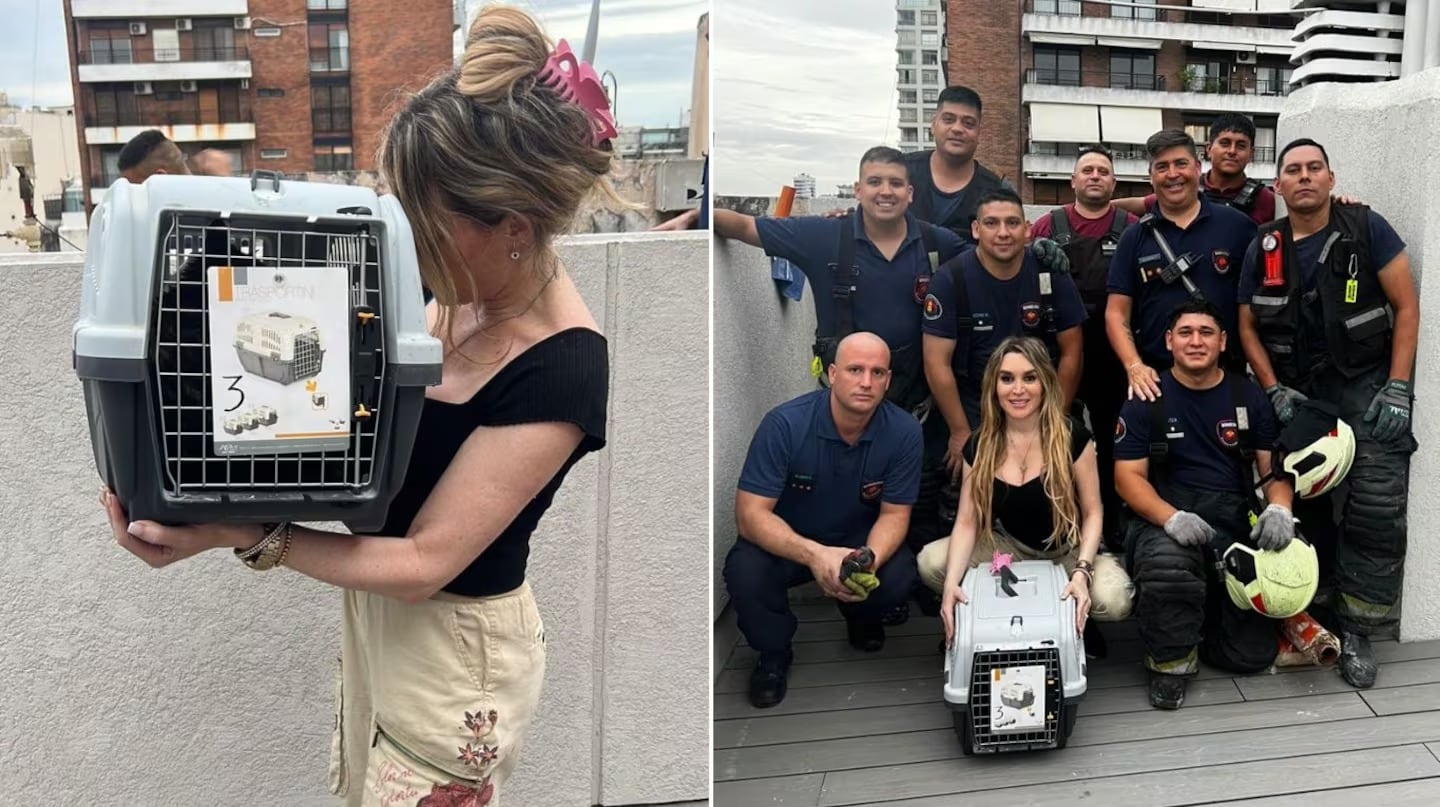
[1279, 72, 1440, 642]
[0, 232, 709, 805]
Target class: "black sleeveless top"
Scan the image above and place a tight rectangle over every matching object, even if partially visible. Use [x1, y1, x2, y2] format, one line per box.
[357, 327, 608, 596]
[962, 417, 1092, 551]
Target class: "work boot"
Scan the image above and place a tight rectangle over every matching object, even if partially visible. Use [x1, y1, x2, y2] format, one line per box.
[880, 601, 910, 626]
[1148, 672, 1186, 710]
[1339, 631, 1378, 689]
[1083, 620, 1108, 660]
[748, 649, 793, 708]
[846, 618, 885, 652]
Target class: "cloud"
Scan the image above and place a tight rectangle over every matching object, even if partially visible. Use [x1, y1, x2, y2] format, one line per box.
[0, 0, 73, 108]
[713, 0, 901, 196]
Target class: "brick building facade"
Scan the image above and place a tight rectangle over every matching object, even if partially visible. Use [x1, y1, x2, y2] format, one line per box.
[63, 0, 457, 210]
[925, 0, 1301, 204]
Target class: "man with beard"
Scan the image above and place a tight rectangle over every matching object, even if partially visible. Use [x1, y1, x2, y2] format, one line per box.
[1236, 138, 1418, 689]
[1115, 300, 1294, 709]
[1030, 146, 1138, 547]
[904, 85, 1013, 246]
[723, 333, 924, 708]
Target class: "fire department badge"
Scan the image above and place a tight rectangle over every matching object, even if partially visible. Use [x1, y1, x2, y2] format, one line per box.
[861, 481, 884, 501]
[1021, 302, 1041, 327]
[914, 274, 931, 304]
[1217, 418, 1240, 447]
[923, 293, 943, 321]
[1212, 249, 1231, 274]
[1115, 416, 1127, 443]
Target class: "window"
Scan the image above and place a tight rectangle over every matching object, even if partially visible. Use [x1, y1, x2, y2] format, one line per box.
[897, 10, 915, 25]
[1186, 60, 1229, 93]
[897, 50, 915, 65]
[1033, 46, 1080, 86]
[1034, 0, 1081, 15]
[897, 29, 916, 46]
[1184, 123, 1209, 146]
[309, 23, 349, 72]
[898, 69, 917, 85]
[922, 69, 939, 85]
[920, 32, 939, 48]
[90, 85, 139, 127]
[1110, 51, 1157, 90]
[87, 32, 133, 65]
[1112, 0, 1157, 20]
[922, 51, 938, 65]
[900, 127, 918, 143]
[899, 109, 917, 123]
[194, 21, 237, 61]
[921, 11, 937, 26]
[922, 88, 938, 103]
[1254, 127, 1277, 163]
[258, 88, 285, 98]
[99, 148, 123, 185]
[312, 83, 352, 133]
[1257, 65, 1293, 96]
[1032, 181, 1070, 206]
[308, 0, 349, 8]
[314, 142, 353, 171]
[261, 148, 288, 159]
[899, 89, 917, 104]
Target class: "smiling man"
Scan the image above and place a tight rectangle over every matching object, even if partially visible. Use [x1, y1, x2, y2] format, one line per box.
[724, 332, 924, 707]
[1236, 137, 1419, 689]
[921, 187, 1087, 479]
[1106, 129, 1257, 404]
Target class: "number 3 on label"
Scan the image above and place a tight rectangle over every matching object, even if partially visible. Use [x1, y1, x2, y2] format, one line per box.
[222, 375, 246, 412]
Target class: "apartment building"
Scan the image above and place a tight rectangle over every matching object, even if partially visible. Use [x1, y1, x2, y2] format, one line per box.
[895, 0, 948, 152]
[63, 0, 459, 209]
[939, 0, 1303, 205]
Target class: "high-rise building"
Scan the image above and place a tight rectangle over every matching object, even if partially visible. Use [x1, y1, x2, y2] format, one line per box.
[793, 173, 816, 199]
[943, 0, 1305, 204]
[1291, 2, 1406, 87]
[63, 0, 460, 211]
[894, 0, 947, 153]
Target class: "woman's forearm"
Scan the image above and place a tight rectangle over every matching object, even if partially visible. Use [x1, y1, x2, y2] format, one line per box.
[241, 524, 437, 602]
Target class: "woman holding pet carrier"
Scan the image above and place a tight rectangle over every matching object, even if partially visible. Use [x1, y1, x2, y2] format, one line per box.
[101, 5, 612, 804]
[917, 336, 1134, 647]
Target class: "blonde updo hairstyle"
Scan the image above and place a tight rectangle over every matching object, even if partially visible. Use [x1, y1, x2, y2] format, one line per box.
[378, 4, 613, 340]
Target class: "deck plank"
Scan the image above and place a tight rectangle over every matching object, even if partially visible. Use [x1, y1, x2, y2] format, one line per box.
[712, 773, 823, 807]
[1198, 776, 1440, 806]
[1236, 657, 1440, 701]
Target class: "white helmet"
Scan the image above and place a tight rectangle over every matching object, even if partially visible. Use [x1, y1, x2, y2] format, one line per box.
[1281, 417, 1355, 499]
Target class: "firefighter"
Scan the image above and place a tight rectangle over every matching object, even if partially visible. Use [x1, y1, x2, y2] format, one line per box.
[723, 333, 923, 707]
[1115, 299, 1294, 709]
[1236, 137, 1419, 689]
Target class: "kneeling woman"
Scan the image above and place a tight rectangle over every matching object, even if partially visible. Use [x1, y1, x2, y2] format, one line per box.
[918, 336, 1133, 645]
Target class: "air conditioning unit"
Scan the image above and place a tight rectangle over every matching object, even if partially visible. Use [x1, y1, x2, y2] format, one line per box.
[133, 81, 154, 95]
[176, 18, 193, 31]
[234, 16, 252, 30]
[240, 78, 250, 90]
[129, 22, 147, 36]
[1236, 52, 1257, 65]
[180, 80, 198, 93]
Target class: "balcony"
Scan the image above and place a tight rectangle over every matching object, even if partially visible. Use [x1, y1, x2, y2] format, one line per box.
[1023, 66, 1289, 115]
[76, 46, 251, 84]
[83, 98, 256, 146]
[1022, 143, 1276, 184]
[1022, 1, 1297, 55]
[71, 0, 248, 16]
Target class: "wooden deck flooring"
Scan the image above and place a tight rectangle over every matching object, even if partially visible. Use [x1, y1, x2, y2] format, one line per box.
[713, 598, 1440, 806]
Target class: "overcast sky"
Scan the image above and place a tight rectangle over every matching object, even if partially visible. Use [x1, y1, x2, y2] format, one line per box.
[0, 0, 703, 129]
[712, 0, 898, 196]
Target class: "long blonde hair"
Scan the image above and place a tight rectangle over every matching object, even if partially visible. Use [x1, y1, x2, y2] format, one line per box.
[377, 4, 614, 345]
[969, 337, 1080, 549]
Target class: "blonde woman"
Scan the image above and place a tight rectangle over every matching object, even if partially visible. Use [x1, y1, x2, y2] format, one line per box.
[917, 336, 1133, 647]
[101, 5, 613, 804]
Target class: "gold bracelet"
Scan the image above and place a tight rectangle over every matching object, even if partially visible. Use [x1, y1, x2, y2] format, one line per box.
[245, 522, 292, 571]
[236, 523, 283, 562]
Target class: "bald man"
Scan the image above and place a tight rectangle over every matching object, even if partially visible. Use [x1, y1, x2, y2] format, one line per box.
[724, 332, 924, 707]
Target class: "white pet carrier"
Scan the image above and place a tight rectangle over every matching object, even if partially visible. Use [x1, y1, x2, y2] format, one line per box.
[74, 171, 442, 530]
[944, 560, 1087, 754]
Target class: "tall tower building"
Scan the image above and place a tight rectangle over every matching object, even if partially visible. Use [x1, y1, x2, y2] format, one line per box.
[895, 0, 947, 152]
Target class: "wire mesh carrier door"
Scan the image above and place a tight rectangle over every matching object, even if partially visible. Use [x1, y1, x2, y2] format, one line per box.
[74, 171, 442, 531]
[943, 560, 1087, 754]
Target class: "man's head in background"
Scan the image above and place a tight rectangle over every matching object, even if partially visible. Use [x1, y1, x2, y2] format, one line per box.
[191, 149, 235, 177]
[118, 130, 189, 183]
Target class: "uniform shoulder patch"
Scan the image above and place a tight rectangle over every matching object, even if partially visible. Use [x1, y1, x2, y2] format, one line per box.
[861, 481, 884, 501]
[1115, 416, 1127, 443]
[1216, 418, 1239, 447]
[1212, 249, 1232, 274]
[923, 293, 943, 321]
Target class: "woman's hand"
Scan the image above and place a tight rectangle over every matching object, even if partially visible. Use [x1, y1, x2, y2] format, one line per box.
[1061, 571, 1091, 634]
[101, 487, 262, 569]
[939, 580, 970, 648]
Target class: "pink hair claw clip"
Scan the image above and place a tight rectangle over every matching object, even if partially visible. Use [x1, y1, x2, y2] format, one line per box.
[538, 39, 618, 147]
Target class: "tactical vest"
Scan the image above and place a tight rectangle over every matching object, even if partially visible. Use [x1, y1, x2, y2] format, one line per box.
[1048, 206, 1129, 316]
[904, 150, 1006, 242]
[1204, 177, 1263, 214]
[813, 216, 943, 411]
[1249, 204, 1391, 386]
[942, 249, 1058, 382]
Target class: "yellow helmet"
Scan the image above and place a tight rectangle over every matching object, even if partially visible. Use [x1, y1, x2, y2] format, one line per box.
[1222, 539, 1320, 619]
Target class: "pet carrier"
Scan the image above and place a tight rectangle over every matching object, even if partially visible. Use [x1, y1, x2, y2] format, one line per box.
[74, 171, 442, 530]
[944, 560, 1087, 755]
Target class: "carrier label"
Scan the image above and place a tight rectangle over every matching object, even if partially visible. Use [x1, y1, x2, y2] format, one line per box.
[207, 265, 353, 456]
[990, 664, 1046, 733]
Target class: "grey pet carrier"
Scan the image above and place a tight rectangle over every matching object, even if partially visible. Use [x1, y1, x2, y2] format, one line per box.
[74, 171, 442, 530]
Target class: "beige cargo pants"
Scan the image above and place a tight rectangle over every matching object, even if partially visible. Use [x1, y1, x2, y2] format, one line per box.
[329, 582, 546, 807]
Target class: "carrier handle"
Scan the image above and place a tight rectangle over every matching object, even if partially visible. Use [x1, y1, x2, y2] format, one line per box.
[250, 169, 285, 193]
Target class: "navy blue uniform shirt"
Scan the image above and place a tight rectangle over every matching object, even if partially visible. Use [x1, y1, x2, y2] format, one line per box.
[1114, 372, 1278, 493]
[1237, 209, 1406, 361]
[755, 209, 966, 352]
[738, 389, 924, 545]
[1107, 196, 1256, 363]
[922, 251, 1087, 423]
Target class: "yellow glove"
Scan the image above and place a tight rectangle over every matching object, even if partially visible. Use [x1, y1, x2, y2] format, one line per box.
[842, 571, 880, 599]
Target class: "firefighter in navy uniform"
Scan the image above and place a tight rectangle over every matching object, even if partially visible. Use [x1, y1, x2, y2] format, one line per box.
[1107, 130, 1257, 404]
[1115, 300, 1295, 709]
[1237, 138, 1419, 690]
[1031, 145, 1139, 549]
[724, 333, 923, 708]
